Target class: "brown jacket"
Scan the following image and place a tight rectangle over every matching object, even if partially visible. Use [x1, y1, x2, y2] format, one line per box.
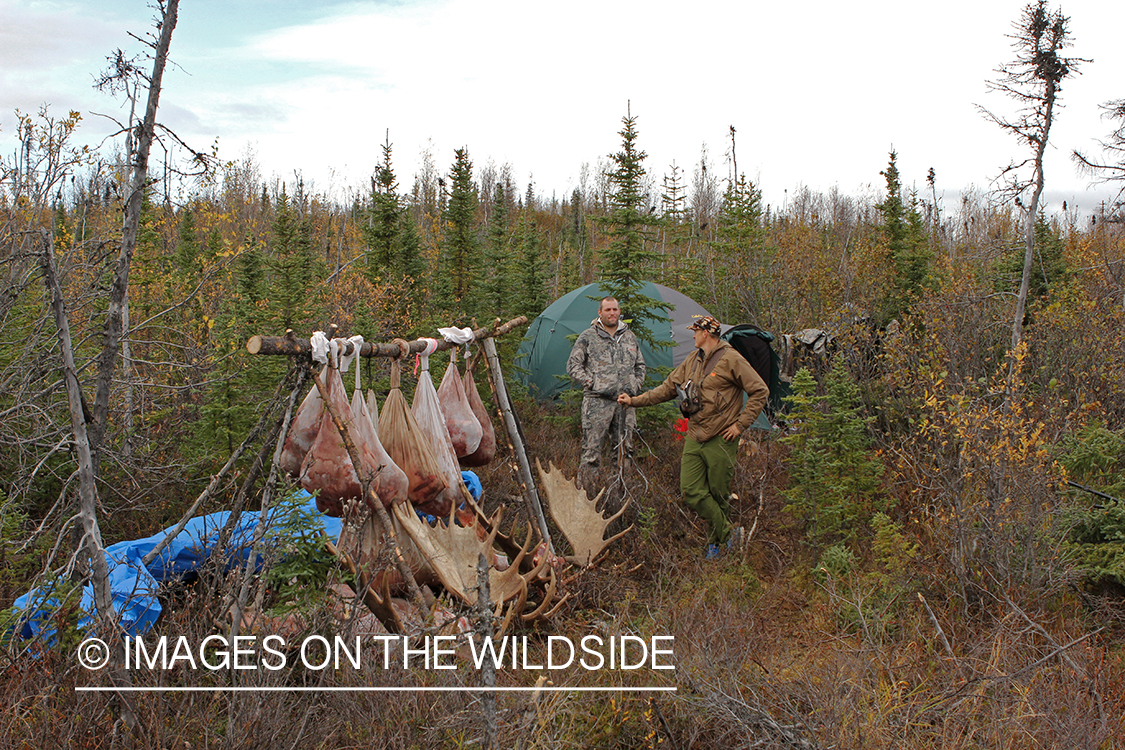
[631, 339, 769, 443]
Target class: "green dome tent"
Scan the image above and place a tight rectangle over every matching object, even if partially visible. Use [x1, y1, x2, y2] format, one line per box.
[514, 282, 716, 401]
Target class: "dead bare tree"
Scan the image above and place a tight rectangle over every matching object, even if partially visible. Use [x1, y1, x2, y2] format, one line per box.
[0, 1, 184, 656]
[89, 0, 180, 462]
[978, 0, 1084, 351]
[1074, 98, 1125, 217]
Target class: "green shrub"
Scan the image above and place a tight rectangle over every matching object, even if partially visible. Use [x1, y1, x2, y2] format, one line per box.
[1055, 423, 1125, 590]
[781, 363, 888, 550]
[263, 490, 341, 614]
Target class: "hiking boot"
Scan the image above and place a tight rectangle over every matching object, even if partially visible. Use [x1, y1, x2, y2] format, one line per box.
[726, 526, 745, 554]
[704, 543, 721, 560]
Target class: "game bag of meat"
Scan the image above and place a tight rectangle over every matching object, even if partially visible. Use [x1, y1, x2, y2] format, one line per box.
[350, 383, 409, 509]
[436, 348, 482, 458]
[458, 357, 496, 467]
[411, 351, 468, 519]
[278, 382, 323, 478]
[378, 355, 450, 516]
[300, 364, 373, 516]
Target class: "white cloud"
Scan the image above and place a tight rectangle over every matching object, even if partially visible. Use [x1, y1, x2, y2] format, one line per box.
[3, 0, 1123, 215]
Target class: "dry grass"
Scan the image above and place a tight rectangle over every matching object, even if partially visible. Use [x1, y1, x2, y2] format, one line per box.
[2, 402, 1123, 749]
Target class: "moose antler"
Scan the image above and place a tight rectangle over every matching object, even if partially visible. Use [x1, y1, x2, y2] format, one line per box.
[391, 502, 550, 610]
[537, 458, 632, 566]
[325, 538, 411, 634]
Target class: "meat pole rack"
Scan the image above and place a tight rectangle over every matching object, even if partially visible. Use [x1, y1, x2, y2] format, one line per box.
[246, 316, 553, 555]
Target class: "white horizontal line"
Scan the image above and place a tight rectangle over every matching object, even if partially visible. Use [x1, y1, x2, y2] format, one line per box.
[76, 686, 677, 693]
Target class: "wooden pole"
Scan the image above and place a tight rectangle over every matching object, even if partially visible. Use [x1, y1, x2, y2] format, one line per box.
[480, 334, 553, 556]
[246, 317, 528, 358]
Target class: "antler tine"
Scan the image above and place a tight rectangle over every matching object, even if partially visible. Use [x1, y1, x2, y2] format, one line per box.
[520, 566, 560, 622]
[364, 568, 409, 634]
[600, 497, 631, 525]
[326, 539, 409, 634]
[530, 590, 572, 622]
[483, 505, 505, 547]
[579, 523, 635, 568]
[496, 594, 522, 638]
[505, 520, 539, 573]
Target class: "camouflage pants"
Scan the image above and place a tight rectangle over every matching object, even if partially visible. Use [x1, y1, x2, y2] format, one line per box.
[580, 396, 635, 468]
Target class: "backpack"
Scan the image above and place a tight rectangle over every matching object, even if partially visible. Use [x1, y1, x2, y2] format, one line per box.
[721, 324, 785, 414]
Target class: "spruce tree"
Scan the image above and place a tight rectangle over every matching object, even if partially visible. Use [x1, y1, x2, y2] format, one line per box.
[876, 150, 930, 321]
[441, 147, 480, 316]
[563, 187, 591, 288]
[1029, 211, 1069, 295]
[192, 232, 281, 462]
[781, 363, 887, 550]
[268, 190, 316, 329]
[481, 181, 513, 319]
[365, 136, 400, 280]
[237, 233, 266, 311]
[205, 226, 223, 263]
[398, 210, 426, 286]
[175, 205, 200, 272]
[658, 162, 691, 288]
[711, 173, 767, 322]
[1000, 211, 1069, 298]
[517, 183, 548, 318]
[596, 110, 668, 344]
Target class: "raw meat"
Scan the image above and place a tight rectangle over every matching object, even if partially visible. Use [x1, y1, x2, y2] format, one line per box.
[459, 363, 496, 467]
[278, 384, 323, 478]
[437, 353, 482, 457]
[379, 357, 450, 516]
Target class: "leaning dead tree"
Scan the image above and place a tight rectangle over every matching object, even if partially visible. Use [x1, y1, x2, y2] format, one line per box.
[0, 0, 183, 723]
[15, 0, 181, 612]
[978, 0, 1083, 351]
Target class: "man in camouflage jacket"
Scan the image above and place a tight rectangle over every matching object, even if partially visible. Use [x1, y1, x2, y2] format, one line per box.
[566, 297, 646, 493]
[619, 316, 768, 558]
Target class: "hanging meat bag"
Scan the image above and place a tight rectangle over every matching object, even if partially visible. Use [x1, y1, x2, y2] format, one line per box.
[411, 349, 467, 518]
[459, 356, 497, 467]
[350, 387, 408, 507]
[300, 364, 366, 516]
[436, 348, 482, 458]
[378, 352, 450, 516]
[278, 384, 323, 478]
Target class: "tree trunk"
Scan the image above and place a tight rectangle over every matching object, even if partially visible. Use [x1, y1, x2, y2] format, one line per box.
[89, 0, 180, 458]
[39, 232, 114, 631]
[1010, 64, 1061, 351]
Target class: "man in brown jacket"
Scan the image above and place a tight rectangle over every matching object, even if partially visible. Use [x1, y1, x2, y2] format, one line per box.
[618, 316, 768, 559]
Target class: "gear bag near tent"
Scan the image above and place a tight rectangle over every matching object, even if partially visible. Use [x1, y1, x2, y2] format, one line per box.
[721, 324, 787, 418]
[515, 281, 716, 402]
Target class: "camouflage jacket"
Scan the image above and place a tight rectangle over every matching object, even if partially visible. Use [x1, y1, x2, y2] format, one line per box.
[566, 320, 646, 399]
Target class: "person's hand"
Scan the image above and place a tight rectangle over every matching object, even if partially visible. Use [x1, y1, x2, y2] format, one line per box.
[722, 424, 742, 441]
[617, 393, 632, 406]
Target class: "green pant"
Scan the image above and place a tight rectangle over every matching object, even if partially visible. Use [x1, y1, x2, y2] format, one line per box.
[680, 435, 738, 544]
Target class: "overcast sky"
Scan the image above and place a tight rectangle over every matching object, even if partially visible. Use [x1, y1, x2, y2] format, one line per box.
[3, 0, 1123, 217]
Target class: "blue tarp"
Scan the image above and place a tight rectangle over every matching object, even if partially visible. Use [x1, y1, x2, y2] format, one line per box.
[9, 472, 481, 642]
[10, 491, 340, 641]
